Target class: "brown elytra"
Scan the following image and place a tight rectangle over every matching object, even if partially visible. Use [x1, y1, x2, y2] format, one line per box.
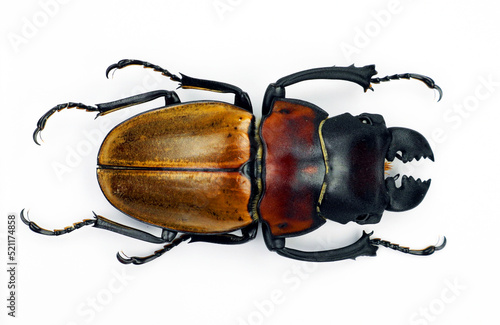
[97, 101, 256, 234]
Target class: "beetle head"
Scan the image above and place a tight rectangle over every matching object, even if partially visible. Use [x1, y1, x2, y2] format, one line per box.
[318, 113, 433, 225]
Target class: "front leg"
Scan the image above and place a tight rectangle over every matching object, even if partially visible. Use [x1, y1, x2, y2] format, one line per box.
[276, 232, 378, 262]
[262, 222, 377, 262]
[263, 65, 377, 116]
[262, 222, 446, 262]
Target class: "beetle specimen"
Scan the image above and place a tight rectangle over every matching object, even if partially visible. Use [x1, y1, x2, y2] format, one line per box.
[22, 60, 446, 264]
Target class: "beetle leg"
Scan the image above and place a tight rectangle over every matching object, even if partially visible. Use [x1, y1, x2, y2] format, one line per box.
[370, 236, 447, 256]
[179, 74, 252, 113]
[117, 223, 258, 265]
[265, 229, 447, 262]
[370, 73, 443, 101]
[263, 65, 378, 116]
[106, 59, 253, 113]
[33, 102, 99, 145]
[94, 90, 180, 117]
[117, 234, 192, 265]
[20, 209, 175, 244]
[34, 90, 180, 145]
[92, 214, 176, 244]
[20, 209, 96, 236]
[263, 65, 442, 116]
[189, 222, 258, 245]
[262, 223, 378, 262]
[269, 231, 379, 262]
[106, 59, 182, 82]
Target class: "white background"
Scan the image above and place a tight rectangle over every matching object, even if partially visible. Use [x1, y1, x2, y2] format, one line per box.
[1, 1, 499, 324]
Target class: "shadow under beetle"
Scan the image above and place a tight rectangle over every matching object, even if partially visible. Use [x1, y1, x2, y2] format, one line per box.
[22, 60, 446, 264]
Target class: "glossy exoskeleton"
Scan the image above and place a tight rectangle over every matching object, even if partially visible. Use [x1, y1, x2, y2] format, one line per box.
[22, 60, 446, 264]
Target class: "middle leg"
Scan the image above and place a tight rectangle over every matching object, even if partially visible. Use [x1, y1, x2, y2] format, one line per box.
[106, 59, 253, 113]
[117, 222, 259, 265]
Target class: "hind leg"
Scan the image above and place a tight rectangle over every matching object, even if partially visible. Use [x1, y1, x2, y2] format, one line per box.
[33, 90, 180, 145]
[20, 209, 176, 243]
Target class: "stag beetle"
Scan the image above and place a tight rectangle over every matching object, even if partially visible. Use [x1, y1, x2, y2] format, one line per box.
[22, 60, 446, 264]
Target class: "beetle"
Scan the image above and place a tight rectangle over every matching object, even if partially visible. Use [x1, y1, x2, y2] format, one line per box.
[22, 59, 446, 264]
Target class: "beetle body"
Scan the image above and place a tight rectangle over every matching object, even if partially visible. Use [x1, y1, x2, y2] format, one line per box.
[22, 60, 445, 264]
